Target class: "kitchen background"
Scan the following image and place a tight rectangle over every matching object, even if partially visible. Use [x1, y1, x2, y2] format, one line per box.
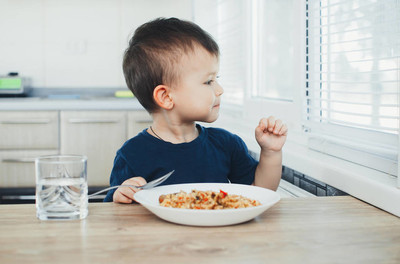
[0, 0, 398, 217]
[0, 0, 191, 89]
[0, 0, 319, 202]
[0, 0, 194, 203]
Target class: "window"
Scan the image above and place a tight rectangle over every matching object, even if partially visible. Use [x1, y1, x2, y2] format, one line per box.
[217, 0, 250, 105]
[193, 0, 250, 106]
[195, 0, 302, 128]
[194, 0, 400, 216]
[195, 0, 399, 176]
[253, 0, 297, 101]
[305, 0, 400, 176]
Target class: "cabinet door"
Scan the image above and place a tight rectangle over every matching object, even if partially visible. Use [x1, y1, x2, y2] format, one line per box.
[0, 150, 58, 187]
[127, 111, 152, 139]
[60, 111, 127, 186]
[0, 111, 58, 149]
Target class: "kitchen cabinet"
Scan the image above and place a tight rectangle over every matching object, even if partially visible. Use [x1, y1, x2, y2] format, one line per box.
[0, 111, 58, 150]
[60, 111, 127, 186]
[0, 150, 58, 187]
[0, 108, 151, 190]
[0, 111, 59, 187]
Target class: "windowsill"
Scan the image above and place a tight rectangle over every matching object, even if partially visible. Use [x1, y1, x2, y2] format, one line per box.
[209, 113, 400, 217]
[277, 179, 316, 198]
[281, 141, 400, 216]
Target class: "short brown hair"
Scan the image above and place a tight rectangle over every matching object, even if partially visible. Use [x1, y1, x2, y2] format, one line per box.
[123, 17, 219, 113]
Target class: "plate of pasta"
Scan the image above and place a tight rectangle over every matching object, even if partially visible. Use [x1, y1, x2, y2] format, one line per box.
[133, 183, 280, 226]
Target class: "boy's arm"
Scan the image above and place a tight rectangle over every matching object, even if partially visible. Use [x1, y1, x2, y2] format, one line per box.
[113, 177, 147, 203]
[253, 116, 287, 191]
[105, 153, 147, 203]
[254, 150, 282, 190]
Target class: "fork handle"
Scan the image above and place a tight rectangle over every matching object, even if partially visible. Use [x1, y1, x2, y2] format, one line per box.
[88, 185, 142, 199]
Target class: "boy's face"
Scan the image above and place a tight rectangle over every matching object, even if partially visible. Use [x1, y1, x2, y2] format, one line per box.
[170, 46, 223, 123]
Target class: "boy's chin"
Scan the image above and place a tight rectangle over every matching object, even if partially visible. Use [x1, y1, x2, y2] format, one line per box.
[199, 114, 219, 123]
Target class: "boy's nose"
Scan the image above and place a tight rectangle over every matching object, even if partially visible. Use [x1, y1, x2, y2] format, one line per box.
[215, 82, 224, 96]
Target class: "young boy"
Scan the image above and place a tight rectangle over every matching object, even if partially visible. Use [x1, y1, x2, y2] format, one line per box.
[104, 17, 287, 203]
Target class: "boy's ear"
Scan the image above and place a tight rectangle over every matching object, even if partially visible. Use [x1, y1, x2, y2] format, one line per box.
[153, 85, 174, 110]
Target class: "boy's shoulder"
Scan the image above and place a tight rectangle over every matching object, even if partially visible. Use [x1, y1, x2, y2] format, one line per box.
[203, 125, 236, 138]
[117, 129, 150, 157]
[202, 125, 243, 146]
[202, 125, 248, 155]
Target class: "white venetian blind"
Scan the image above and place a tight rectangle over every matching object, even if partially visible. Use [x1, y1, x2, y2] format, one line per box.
[305, 0, 400, 176]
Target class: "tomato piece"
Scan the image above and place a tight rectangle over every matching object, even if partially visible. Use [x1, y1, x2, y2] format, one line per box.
[220, 190, 227, 198]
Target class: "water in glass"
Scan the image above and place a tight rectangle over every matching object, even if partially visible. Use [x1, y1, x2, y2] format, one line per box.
[35, 155, 88, 220]
[36, 177, 88, 220]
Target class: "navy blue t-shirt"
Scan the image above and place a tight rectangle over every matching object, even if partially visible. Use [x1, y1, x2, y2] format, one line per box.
[103, 124, 258, 202]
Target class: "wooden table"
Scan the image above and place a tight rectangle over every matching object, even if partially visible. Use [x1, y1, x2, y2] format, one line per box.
[1, 196, 399, 264]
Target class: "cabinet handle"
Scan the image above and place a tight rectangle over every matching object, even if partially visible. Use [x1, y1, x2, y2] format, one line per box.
[68, 119, 119, 124]
[2, 158, 36, 163]
[136, 120, 153, 123]
[1, 119, 51, 124]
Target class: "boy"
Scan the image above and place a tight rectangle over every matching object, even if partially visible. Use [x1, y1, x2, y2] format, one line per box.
[104, 17, 287, 203]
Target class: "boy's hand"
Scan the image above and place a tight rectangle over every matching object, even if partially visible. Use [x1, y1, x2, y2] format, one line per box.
[113, 177, 147, 204]
[255, 116, 288, 152]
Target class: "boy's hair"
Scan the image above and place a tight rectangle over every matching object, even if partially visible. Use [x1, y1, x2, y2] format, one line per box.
[123, 17, 219, 113]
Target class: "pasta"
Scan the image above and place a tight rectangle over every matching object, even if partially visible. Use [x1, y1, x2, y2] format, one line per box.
[159, 189, 261, 209]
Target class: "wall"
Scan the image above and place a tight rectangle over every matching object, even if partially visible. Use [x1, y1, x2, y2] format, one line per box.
[248, 150, 348, 197]
[0, 0, 192, 88]
[281, 166, 348, 197]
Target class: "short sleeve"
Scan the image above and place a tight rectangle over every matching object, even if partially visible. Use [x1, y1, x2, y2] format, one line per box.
[228, 135, 258, 185]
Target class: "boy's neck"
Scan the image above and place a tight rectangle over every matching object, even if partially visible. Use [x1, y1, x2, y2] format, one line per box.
[149, 113, 199, 144]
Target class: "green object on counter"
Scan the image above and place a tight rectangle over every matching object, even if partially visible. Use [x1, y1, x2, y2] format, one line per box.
[115, 90, 134, 98]
[0, 78, 22, 89]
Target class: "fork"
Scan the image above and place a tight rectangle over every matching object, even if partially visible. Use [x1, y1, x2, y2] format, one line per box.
[88, 170, 174, 198]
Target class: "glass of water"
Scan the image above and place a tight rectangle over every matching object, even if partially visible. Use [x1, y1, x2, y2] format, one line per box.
[35, 155, 88, 220]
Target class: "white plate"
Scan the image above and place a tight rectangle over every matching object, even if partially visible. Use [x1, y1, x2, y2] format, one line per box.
[134, 183, 280, 226]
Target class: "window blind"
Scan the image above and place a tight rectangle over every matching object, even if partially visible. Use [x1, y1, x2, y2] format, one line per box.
[305, 0, 400, 176]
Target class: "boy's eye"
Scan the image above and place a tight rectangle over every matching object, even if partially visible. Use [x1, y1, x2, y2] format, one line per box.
[204, 76, 219, 85]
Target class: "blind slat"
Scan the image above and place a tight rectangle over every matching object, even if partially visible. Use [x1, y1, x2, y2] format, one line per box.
[309, 16, 399, 30]
[314, 0, 395, 10]
[305, 116, 398, 132]
[306, 68, 399, 75]
[308, 107, 398, 119]
[307, 80, 398, 84]
[305, 89, 398, 95]
[306, 98, 398, 107]
[316, 36, 399, 47]
[315, 20, 400, 37]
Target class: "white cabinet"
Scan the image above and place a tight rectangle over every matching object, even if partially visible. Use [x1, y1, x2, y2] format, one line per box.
[0, 111, 58, 149]
[60, 111, 127, 186]
[0, 111, 59, 187]
[0, 150, 58, 187]
[0, 109, 151, 188]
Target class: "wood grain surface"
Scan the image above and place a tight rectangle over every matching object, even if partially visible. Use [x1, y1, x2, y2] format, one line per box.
[0, 196, 399, 264]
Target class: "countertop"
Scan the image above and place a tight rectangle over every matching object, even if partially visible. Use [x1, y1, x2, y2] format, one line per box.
[0, 97, 144, 111]
[1, 196, 399, 264]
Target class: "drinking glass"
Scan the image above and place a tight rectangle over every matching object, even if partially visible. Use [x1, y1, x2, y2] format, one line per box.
[35, 155, 88, 220]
